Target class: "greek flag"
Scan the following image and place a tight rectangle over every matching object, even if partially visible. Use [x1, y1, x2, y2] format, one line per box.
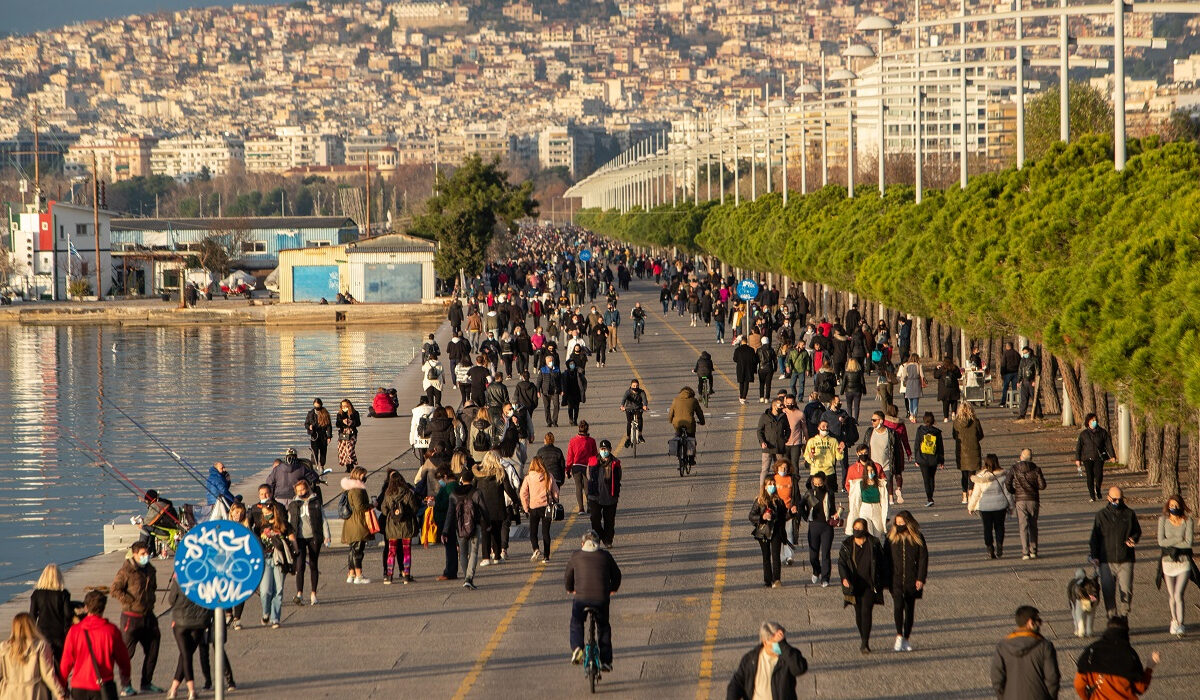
[67, 237, 82, 261]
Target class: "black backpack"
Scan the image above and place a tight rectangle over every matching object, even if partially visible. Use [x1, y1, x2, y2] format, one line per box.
[426, 364, 441, 381]
[337, 491, 352, 519]
[454, 495, 477, 539]
[472, 427, 492, 453]
[417, 414, 431, 439]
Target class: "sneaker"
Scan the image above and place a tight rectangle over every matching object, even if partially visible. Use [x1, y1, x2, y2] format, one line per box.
[811, 575, 819, 584]
[310, 593, 318, 605]
[436, 575, 454, 581]
[600, 663, 613, 673]
[122, 687, 138, 697]
[346, 575, 355, 583]
[354, 577, 371, 584]
[500, 551, 508, 561]
[293, 592, 303, 605]
[232, 619, 242, 631]
[1030, 553, 1038, 559]
[531, 550, 542, 562]
[141, 686, 165, 694]
[943, 418, 950, 423]
[771, 580, 781, 588]
[271, 623, 280, 630]
[479, 559, 491, 567]
[1022, 554, 1031, 561]
[463, 579, 478, 590]
[541, 556, 550, 564]
[260, 616, 269, 626]
[895, 489, 904, 505]
[961, 494, 968, 505]
[623, 439, 631, 448]
[925, 501, 934, 508]
[576, 510, 586, 516]
[383, 577, 393, 584]
[403, 574, 414, 584]
[821, 580, 830, 588]
[894, 635, 904, 652]
[902, 639, 913, 652]
[785, 557, 793, 566]
[571, 648, 584, 665]
[740, 398, 746, 405]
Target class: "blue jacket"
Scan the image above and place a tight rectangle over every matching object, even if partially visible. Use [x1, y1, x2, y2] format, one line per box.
[205, 466, 235, 506]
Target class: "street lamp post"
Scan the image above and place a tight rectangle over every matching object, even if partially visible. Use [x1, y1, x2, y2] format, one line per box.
[1016, 0, 1026, 168]
[831, 64, 861, 198]
[857, 16, 896, 195]
[797, 82, 818, 195]
[1113, 0, 1126, 169]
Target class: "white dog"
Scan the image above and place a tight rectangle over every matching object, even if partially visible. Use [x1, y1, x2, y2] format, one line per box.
[1067, 567, 1101, 638]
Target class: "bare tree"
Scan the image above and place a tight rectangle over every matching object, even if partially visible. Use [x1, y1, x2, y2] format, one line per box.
[193, 218, 253, 278]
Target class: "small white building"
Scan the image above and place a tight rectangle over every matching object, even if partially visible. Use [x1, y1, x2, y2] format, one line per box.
[277, 233, 437, 303]
[5, 201, 114, 300]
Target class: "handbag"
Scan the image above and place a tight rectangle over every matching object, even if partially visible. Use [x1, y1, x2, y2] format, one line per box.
[83, 631, 120, 700]
[363, 508, 382, 536]
[546, 494, 565, 522]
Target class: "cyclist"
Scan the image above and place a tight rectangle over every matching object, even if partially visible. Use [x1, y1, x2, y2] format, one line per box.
[629, 302, 647, 340]
[566, 530, 622, 672]
[668, 386, 706, 466]
[693, 350, 715, 398]
[619, 379, 649, 448]
[137, 489, 179, 549]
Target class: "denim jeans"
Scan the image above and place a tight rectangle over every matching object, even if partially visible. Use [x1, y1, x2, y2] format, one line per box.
[789, 372, 806, 400]
[258, 563, 284, 624]
[458, 532, 481, 581]
[906, 397, 919, 417]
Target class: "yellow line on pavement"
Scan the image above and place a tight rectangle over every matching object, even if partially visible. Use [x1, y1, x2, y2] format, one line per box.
[652, 310, 748, 699]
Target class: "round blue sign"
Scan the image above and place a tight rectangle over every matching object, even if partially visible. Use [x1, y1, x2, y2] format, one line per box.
[174, 520, 265, 610]
[579, 249, 593, 262]
[736, 278, 760, 301]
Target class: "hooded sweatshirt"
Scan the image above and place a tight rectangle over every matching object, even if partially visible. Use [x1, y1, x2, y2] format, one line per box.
[990, 628, 1060, 700]
[669, 387, 705, 433]
[1074, 625, 1153, 699]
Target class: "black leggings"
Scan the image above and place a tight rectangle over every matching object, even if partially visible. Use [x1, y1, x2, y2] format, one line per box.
[486, 518, 508, 560]
[758, 537, 782, 585]
[347, 540, 366, 570]
[893, 593, 917, 638]
[942, 400, 958, 420]
[1082, 458, 1104, 500]
[739, 380, 751, 400]
[171, 626, 204, 683]
[310, 438, 328, 467]
[528, 508, 551, 555]
[566, 401, 581, 425]
[853, 597, 874, 647]
[919, 463, 937, 502]
[595, 345, 606, 365]
[758, 371, 774, 399]
[807, 521, 833, 582]
[294, 537, 321, 594]
[980, 509, 1006, 551]
[960, 470, 972, 492]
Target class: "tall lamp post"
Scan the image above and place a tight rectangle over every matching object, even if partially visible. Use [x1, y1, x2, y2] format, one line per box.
[857, 16, 895, 195]
[830, 66, 860, 197]
[796, 82, 818, 195]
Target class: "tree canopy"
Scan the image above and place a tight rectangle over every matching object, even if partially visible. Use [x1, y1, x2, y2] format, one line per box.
[1025, 81, 1114, 162]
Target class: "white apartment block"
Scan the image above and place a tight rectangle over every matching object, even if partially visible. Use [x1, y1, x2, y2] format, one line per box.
[150, 135, 245, 179]
[539, 125, 577, 175]
[244, 126, 341, 173]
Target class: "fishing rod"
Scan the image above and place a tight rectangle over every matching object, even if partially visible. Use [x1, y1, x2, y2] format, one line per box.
[320, 446, 415, 509]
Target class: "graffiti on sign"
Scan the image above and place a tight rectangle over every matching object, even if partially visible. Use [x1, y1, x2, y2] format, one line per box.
[174, 520, 265, 610]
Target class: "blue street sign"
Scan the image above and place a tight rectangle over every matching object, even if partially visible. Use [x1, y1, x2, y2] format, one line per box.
[579, 249, 593, 263]
[736, 278, 759, 301]
[174, 520, 265, 610]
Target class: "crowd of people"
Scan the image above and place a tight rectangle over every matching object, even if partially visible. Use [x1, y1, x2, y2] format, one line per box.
[1, 226, 1190, 700]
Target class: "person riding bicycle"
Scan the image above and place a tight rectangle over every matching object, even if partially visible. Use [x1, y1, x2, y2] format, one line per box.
[630, 303, 647, 338]
[566, 530, 622, 673]
[619, 379, 649, 448]
[693, 350, 715, 397]
[137, 489, 179, 548]
[668, 387, 706, 466]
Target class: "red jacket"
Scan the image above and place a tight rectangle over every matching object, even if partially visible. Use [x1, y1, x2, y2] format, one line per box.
[61, 615, 131, 691]
[372, 392, 395, 417]
[565, 435, 598, 475]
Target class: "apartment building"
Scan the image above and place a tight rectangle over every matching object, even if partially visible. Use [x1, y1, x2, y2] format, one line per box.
[244, 126, 342, 173]
[150, 135, 245, 179]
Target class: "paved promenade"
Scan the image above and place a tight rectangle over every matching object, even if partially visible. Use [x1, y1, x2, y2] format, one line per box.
[18, 279, 1198, 698]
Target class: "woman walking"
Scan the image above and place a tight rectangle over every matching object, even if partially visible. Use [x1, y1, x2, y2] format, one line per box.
[380, 471, 419, 584]
[841, 359, 866, 422]
[900, 355, 924, 421]
[839, 518, 887, 654]
[561, 360, 587, 426]
[520, 456, 560, 563]
[164, 575, 211, 700]
[953, 403, 984, 504]
[335, 399, 361, 471]
[288, 479, 328, 606]
[468, 407, 494, 464]
[1075, 412, 1117, 503]
[844, 445, 888, 538]
[28, 564, 72, 665]
[0, 613, 67, 700]
[305, 398, 333, 468]
[934, 356, 962, 422]
[884, 511, 929, 652]
[800, 471, 839, 587]
[1157, 494, 1195, 637]
[474, 452, 512, 565]
[341, 467, 373, 584]
[251, 500, 294, 628]
[967, 454, 1014, 559]
[912, 412, 945, 508]
[225, 502, 252, 629]
[749, 475, 790, 589]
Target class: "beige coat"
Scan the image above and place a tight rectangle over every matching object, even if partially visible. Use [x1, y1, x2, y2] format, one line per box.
[0, 639, 67, 700]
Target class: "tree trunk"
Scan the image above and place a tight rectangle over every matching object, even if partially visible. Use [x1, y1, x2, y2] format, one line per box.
[1162, 422, 1181, 497]
[1128, 411, 1145, 472]
[1094, 386, 1110, 433]
[930, 320, 941, 359]
[1145, 413, 1164, 486]
[1039, 348, 1061, 415]
[1080, 365, 1095, 417]
[1059, 356, 1085, 424]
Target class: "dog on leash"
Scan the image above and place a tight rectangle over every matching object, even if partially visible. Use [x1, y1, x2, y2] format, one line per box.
[1068, 567, 1101, 638]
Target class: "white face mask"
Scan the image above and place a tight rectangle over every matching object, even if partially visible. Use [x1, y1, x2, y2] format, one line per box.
[819, 429, 828, 437]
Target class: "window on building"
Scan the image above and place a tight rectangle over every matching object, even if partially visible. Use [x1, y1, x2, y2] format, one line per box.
[305, 240, 331, 247]
[241, 241, 267, 253]
[76, 223, 88, 237]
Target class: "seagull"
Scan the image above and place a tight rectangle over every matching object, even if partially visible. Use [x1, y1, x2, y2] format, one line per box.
[111, 342, 118, 353]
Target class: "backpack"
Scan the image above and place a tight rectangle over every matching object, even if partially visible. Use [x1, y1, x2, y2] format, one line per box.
[472, 427, 492, 453]
[426, 364, 440, 381]
[920, 432, 938, 456]
[454, 495, 477, 539]
[417, 414, 431, 439]
[337, 491, 352, 519]
[870, 349, 883, 363]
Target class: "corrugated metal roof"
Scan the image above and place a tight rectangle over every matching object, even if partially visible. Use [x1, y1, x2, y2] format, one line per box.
[346, 233, 436, 254]
[111, 216, 357, 232]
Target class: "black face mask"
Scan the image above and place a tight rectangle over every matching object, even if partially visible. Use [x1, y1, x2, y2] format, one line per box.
[894, 524, 908, 533]
[852, 529, 866, 539]
[1169, 507, 1184, 517]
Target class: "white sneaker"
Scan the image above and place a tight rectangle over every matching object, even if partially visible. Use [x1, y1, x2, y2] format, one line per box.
[479, 559, 491, 567]
[346, 575, 354, 583]
[310, 593, 318, 605]
[902, 639, 913, 652]
[894, 635, 904, 652]
[499, 552, 508, 561]
[354, 577, 371, 584]
[895, 489, 904, 505]
[811, 575, 819, 584]
[531, 550, 542, 562]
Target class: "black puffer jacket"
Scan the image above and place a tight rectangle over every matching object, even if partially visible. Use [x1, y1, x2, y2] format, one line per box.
[1007, 460, 1047, 502]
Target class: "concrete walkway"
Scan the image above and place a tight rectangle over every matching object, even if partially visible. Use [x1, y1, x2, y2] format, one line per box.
[20, 280, 1198, 698]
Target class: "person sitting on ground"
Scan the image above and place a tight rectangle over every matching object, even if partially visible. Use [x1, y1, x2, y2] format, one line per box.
[370, 387, 397, 418]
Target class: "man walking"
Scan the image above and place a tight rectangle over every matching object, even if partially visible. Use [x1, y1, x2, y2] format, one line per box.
[990, 605, 1060, 700]
[999, 342, 1020, 408]
[1089, 486, 1141, 618]
[1007, 449, 1047, 560]
[756, 398, 790, 484]
[443, 470, 489, 590]
[110, 542, 163, 695]
[566, 422, 598, 516]
[1016, 345, 1039, 419]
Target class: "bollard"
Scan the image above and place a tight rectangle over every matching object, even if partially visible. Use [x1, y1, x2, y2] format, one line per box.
[1062, 384, 1074, 426]
[1118, 403, 1131, 463]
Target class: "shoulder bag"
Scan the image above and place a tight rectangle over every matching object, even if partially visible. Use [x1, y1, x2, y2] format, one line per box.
[363, 508, 382, 536]
[83, 631, 120, 700]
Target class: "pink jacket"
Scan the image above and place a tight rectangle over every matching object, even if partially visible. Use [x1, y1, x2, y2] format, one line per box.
[520, 472, 560, 511]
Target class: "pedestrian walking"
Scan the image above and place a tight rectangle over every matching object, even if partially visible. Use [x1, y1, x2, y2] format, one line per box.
[840, 358, 866, 422]
[1075, 413, 1117, 502]
[724, 622, 808, 700]
[998, 342, 1020, 408]
[750, 475, 790, 589]
[340, 467, 373, 585]
[305, 398, 333, 468]
[537, 355, 563, 427]
[771, 460, 800, 565]
[60, 591, 131, 700]
[335, 399, 361, 471]
[1008, 449, 1047, 560]
[757, 337, 777, 402]
[1074, 616, 1160, 698]
[1016, 346, 1038, 419]
[1156, 494, 1195, 637]
[474, 452, 514, 566]
[566, 422, 598, 516]
[109, 541, 161, 695]
[967, 454, 1014, 559]
[756, 398, 790, 484]
[163, 574, 211, 700]
[252, 499, 294, 628]
[444, 469, 489, 590]
[586, 440, 622, 548]
[288, 479, 328, 606]
[912, 412, 944, 507]
[838, 518, 886, 653]
[934, 356, 962, 421]
[422, 352, 445, 407]
[0, 612, 67, 700]
[1089, 486, 1141, 618]
[952, 403, 984, 504]
[733, 337, 758, 404]
[990, 605, 1060, 700]
[380, 471, 419, 584]
[433, 470, 459, 582]
[843, 445, 888, 538]
[28, 564, 72, 666]
[520, 456, 560, 563]
[899, 355, 924, 421]
[799, 471, 839, 587]
[562, 360, 588, 426]
[803, 420, 844, 482]
[883, 511, 928, 652]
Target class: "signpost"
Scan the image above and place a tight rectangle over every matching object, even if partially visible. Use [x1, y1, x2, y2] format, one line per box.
[175, 520, 264, 700]
[579, 248, 592, 291]
[737, 278, 759, 340]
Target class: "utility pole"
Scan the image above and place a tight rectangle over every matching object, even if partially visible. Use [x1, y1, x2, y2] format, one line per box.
[91, 152, 103, 301]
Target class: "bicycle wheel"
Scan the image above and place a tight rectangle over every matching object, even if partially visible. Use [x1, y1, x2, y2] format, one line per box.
[632, 423, 639, 457]
[700, 381, 709, 408]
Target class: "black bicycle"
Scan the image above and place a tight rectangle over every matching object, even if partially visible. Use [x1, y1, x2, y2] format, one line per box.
[583, 606, 602, 693]
[633, 318, 644, 343]
[698, 375, 712, 408]
[674, 428, 694, 477]
[628, 411, 642, 457]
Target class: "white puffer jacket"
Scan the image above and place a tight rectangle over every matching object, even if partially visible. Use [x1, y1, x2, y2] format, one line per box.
[968, 469, 1013, 513]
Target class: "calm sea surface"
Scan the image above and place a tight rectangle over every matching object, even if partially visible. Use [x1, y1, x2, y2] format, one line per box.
[3, 1, 274, 34]
[0, 323, 424, 600]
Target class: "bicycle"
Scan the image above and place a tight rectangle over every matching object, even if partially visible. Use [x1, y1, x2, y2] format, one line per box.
[583, 606, 603, 693]
[628, 411, 642, 457]
[673, 428, 694, 477]
[632, 318, 644, 343]
[698, 375, 711, 409]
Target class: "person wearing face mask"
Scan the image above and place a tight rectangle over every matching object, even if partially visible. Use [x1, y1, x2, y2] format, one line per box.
[725, 621, 808, 700]
[799, 471, 839, 587]
[838, 518, 886, 654]
[803, 420, 844, 483]
[537, 355, 563, 428]
[771, 461, 801, 565]
[1089, 486, 1142, 618]
[305, 398, 334, 468]
[1015, 345, 1039, 420]
[335, 398, 361, 471]
[883, 511, 928, 652]
[586, 440, 622, 548]
[1075, 412, 1117, 502]
[844, 447, 888, 538]
[110, 541, 162, 695]
[757, 399, 791, 485]
[780, 395, 806, 470]
[750, 475, 791, 588]
[561, 359, 588, 426]
[289, 479, 330, 605]
[990, 605, 1060, 700]
[620, 379, 649, 449]
[1156, 494, 1195, 637]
